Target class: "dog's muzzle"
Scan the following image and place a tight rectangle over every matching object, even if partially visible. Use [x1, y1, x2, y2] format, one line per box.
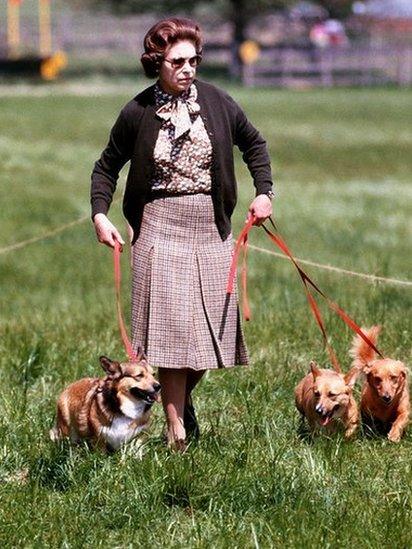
[381, 394, 392, 405]
[315, 403, 339, 426]
[130, 385, 161, 405]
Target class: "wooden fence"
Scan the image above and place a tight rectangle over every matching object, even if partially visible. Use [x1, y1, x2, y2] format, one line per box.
[241, 44, 412, 87]
[2, 7, 411, 88]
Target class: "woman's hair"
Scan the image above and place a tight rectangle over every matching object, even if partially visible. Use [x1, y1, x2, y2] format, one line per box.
[141, 17, 203, 78]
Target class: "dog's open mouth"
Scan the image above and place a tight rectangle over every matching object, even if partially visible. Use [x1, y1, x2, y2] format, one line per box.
[319, 411, 334, 426]
[143, 393, 156, 404]
[130, 387, 159, 405]
[317, 404, 340, 426]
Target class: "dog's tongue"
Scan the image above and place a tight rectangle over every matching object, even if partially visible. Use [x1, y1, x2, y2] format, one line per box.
[321, 416, 331, 426]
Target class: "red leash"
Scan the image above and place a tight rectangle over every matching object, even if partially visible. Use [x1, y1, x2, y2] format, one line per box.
[227, 216, 384, 370]
[262, 218, 384, 362]
[113, 240, 137, 361]
[226, 216, 254, 320]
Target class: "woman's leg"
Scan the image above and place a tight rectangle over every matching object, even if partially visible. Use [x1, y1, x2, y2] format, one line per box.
[158, 368, 187, 448]
[186, 369, 205, 399]
[184, 369, 205, 440]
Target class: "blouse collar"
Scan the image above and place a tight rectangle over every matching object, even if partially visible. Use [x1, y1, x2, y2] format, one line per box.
[154, 82, 200, 140]
[154, 81, 195, 106]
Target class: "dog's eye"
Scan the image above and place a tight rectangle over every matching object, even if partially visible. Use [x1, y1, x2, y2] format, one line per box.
[314, 390, 320, 397]
[134, 374, 144, 380]
[390, 375, 398, 382]
[374, 377, 382, 384]
[328, 392, 337, 397]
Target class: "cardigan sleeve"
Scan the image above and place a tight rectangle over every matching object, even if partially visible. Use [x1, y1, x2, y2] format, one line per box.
[233, 103, 274, 197]
[90, 109, 135, 219]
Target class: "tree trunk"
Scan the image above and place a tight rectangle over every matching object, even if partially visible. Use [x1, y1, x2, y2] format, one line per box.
[229, 0, 247, 80]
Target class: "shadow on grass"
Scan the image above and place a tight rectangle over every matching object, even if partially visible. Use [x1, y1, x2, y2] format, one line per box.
[159, 450, 197, 511]
[360, 416, 391, 440]
[29, 440, 95, 492]
[163, 485, 191, 510]
[297, 415, 316, 444]
[296, 416, 351, 446]
[30, 443, 73, 491]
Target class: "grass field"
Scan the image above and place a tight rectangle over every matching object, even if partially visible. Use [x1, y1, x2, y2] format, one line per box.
[0, 79, 411, 548]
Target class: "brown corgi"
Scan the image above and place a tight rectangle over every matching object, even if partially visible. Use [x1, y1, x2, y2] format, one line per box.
[295, 361, 360, 438]
[350, 326, 410, 442]
[50, 354, 161, 451]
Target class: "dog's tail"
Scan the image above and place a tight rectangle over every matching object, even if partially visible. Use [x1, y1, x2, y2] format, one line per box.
[349, 326, 381, 369]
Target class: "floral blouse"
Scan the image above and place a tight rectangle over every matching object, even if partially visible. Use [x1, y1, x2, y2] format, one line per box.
[150, 82, 212, 194]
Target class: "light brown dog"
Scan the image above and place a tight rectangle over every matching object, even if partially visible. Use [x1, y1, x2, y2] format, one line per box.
[295, 361, 360, 438]
[50, 354, 161, 451]
[350, 326, 410, 442]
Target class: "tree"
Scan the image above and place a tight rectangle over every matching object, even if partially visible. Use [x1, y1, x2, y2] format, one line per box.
[316, 0, 354, 19]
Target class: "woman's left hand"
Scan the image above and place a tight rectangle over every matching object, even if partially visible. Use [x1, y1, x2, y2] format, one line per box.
[247, 194, 272, 226]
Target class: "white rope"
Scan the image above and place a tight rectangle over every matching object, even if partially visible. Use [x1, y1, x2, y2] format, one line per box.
[248, 243, 412, 287]
[0, 198, 123, 255]
[1, 213, 411, 288]
[0, 215, 90, 254]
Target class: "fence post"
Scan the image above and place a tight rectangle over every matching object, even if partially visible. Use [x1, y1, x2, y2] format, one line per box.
[397, 46, 412, 86]
[242, 62, 255, 87]
[320, 49, 333, 87]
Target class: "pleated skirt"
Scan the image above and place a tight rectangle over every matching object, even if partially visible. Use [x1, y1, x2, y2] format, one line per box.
[130, 193, 249, 371]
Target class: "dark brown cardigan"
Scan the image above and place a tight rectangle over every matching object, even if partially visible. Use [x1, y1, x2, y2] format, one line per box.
[90, 79, 273, 244]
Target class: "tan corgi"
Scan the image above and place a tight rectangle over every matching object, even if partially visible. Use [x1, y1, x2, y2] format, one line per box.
[295, 361, 360, 438]
[350, 326, 410, 442]
[50, 354, 161, 451]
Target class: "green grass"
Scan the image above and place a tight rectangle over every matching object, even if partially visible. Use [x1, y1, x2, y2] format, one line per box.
[0, 79, 411, 548]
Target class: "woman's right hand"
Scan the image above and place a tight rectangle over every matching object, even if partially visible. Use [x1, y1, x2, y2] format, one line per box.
[93, 213, 125, 250]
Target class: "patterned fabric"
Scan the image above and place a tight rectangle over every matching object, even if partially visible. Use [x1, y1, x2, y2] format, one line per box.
[150, 83, 212, 194]
[155, 84, 200, 140]
[131, 194, 249, 371]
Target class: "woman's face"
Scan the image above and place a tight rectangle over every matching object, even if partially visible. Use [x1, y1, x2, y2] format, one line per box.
[159, 40, 197, 95]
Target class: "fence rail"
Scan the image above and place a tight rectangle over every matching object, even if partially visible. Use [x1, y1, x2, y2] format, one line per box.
[242, 45, 412, 87]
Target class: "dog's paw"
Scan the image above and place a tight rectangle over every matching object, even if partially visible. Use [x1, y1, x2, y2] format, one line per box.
[388, 429, 402, 443]
[49, 426, 61, 442]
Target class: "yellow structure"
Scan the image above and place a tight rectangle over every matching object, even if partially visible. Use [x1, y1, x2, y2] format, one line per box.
[7, 0, 21, 59]
[39, 0, 52, 56]
[5, 0, 67, 79]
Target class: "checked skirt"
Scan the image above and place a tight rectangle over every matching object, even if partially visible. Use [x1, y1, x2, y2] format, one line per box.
[130, 193, 249, 371]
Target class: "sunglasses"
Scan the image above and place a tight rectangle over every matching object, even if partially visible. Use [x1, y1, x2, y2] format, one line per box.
[163, 54, 202, 69]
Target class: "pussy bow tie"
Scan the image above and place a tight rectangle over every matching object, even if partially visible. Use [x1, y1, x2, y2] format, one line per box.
[156, 90, 200, 140]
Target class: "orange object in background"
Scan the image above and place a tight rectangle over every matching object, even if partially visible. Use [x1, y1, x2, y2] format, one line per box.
[41, 51, 68, 80]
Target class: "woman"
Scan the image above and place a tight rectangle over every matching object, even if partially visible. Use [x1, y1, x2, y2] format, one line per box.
[91, 18, 274, 450]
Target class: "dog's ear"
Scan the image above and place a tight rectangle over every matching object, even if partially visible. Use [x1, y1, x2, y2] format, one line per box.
[344, 366, 361, 389]
[310, 361, 321, 380]
[99, 356, 121, 375]
[396, 362, 408, 381]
